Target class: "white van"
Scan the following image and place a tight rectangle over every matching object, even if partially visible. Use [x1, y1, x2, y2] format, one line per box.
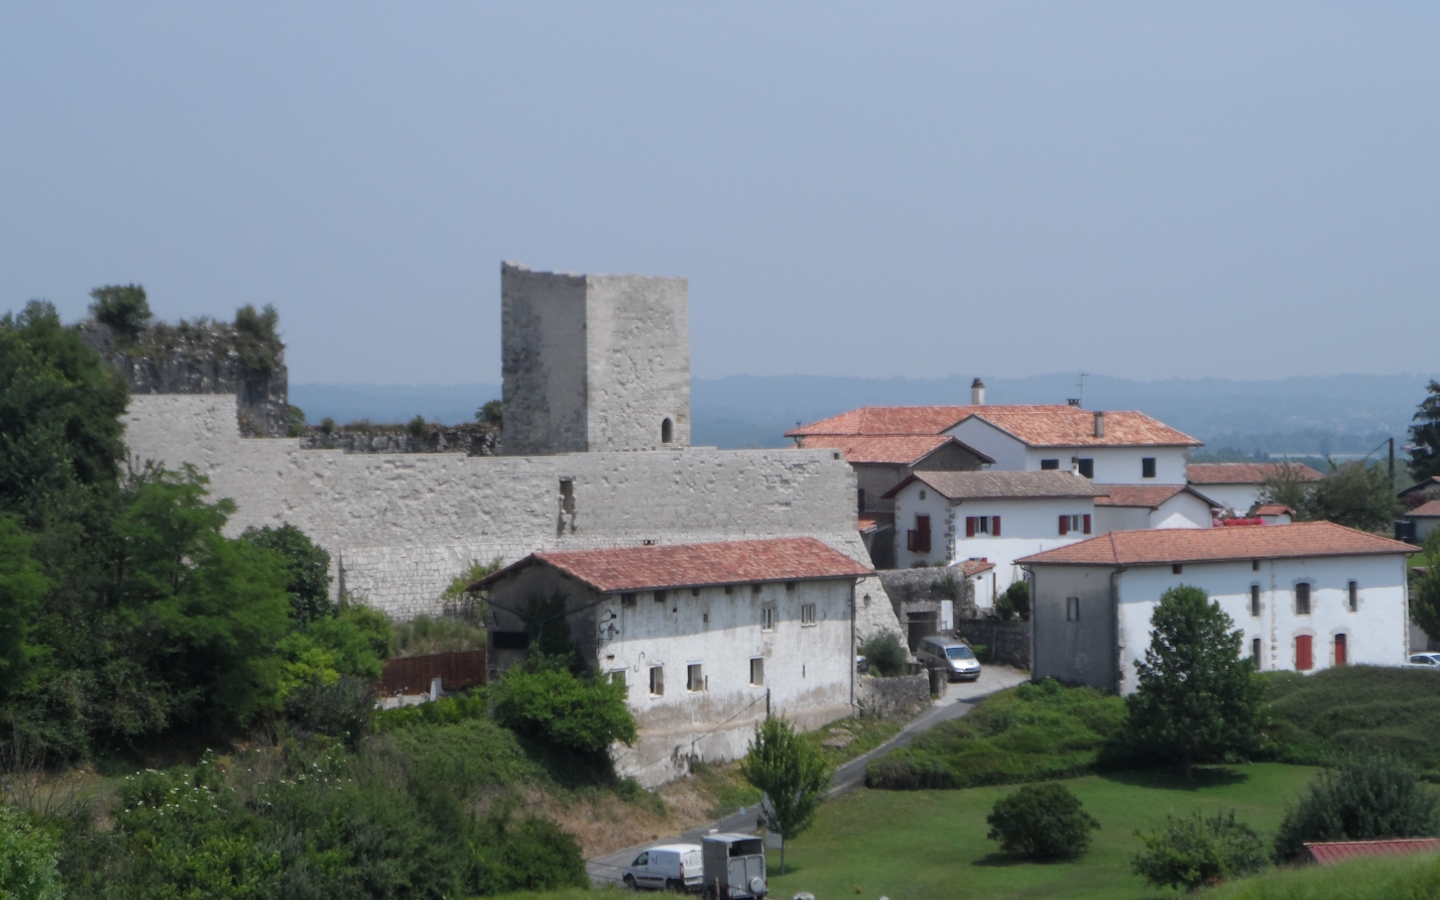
[622, 843, 704, 892]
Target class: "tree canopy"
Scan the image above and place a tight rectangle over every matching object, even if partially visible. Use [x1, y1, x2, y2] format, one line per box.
[1410, 379, 1440, 483]
[1261, 459, 1402, 533]
[1126, 585, 1262, 778]
[739, 715, 834, 873]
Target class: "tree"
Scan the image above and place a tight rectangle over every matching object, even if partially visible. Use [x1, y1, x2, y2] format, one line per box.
[1304, 460, 1403, 533]
[232, 303, 283, 373]
[0, 517, 47, 702]
[88, 283, 152, 343]
[1273, 756, 1440, 862]
[1258, 461, 1316, 516]
[490, 662, 636, 755]
[241, 524, 333, 625]
[0, 806, 63, 900]
[986, 782, 1099, 860]
[858, 631, 908, 677]
[1126, 585, 1262, 779]
[738, 716, 834, 874]
[1131, 810, 1266, 891]
[1409, 531, 1440, 642]
[476, 400, 503, 426]
[997, 580, 1030, 621]
[1410, 380, 1440, 482]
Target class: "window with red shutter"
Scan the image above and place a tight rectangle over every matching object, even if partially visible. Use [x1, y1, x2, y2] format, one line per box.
[916, 515, 931, 553]
[1335, 634, 1347, 666]
[1296, 635, 1313, 671]
[966, 517, 976, 538]
[1059, 515, 1069, 536]
[992, 516, 1001, 537]
[1083, 514, 1091, 534]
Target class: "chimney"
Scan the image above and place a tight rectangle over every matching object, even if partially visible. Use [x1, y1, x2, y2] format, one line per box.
[1094, 412, 1105, 438]
[1067, 398, 1081, 407]
[971, 378, 986, 406]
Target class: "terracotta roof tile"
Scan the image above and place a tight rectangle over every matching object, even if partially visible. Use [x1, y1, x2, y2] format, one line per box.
[1252, 503, 1296, 517]
[1017, 521, 1414, 567]
[959, 559, 996, 576]
[858, 513, 894, 532]
[1093, 484, 1218, 509]
[795, 434, 994, 465]
[475, 537, 872, 594]
[1306, 838, 1440, 865]
[788, 406, 978, 437]
[882, 470, 1108, 501]
[1187, 462, 1324, 484]
[1399, 475, 1440, 497]
[1411, 500, 1440, 517]
[788, 404, 1200, 448]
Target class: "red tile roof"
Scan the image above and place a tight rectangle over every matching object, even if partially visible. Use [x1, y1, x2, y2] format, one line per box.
[1399, 475, 1440, 497]
[1017, 521, 1415, 567]
[1306, 838, 1440, 865]
[959, 559, 995, 576]
[858, 513, 894, 533]
[474, 537, 872, 594]
[1187, 462, 1324, 485]
[1411, 500, 1440, 517]
[796, 434, 994, 465]
[1252, 503, 1296, 517]
[788, 405, 1199, 448]
[1093, 484, 1219, 509]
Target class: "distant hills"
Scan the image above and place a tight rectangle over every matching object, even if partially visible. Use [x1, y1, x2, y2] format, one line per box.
[290, 372, 1438, 457]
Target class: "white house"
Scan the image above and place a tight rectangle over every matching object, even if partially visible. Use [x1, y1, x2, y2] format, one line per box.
[1405, 499, 1440, 543]
[476, 537, 871, 786]
[1093, 484, 1218, 532]
[884, 470, 1107, 591]
[1019, 522, 1415, 695]
[1187, 463, 1324, 517]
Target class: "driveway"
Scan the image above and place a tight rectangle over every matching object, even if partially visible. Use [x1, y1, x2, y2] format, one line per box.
[586, 665, 1029, 886]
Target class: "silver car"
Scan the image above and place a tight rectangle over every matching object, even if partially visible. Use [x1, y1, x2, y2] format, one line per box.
[1407, 653, 1440, 668]
[916, 636, 982, 682]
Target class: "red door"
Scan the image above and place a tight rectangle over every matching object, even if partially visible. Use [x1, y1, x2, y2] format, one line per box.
[1335, 634, 1347, 666]
[1296, 635, 1313, 671]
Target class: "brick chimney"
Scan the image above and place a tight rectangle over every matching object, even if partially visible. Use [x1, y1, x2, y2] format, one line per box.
[971, 378, 986, 406]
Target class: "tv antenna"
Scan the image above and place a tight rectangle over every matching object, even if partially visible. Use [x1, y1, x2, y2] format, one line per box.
[1074, 372, 1090, 407]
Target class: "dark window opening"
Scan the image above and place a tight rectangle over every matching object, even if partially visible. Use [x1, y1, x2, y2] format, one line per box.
[1252, 637, 1262, 664]
[1077, 458, 1094, 479]
[751, 583, 763, 594]
[785, 581, 796, 591]
[1040, 458, 1060, 470]
[492, 631, 529, 650]
[661, 418, 673, 443]
[620, 592, 637, 608]
[1250, 585, 1260, 616]
[750, 657, 764, 686]
[1172, 564, 1184, 575]
[654, 590, 667, 603]
[857, 488, 866, 513]
[1066, 597, 1080, 622]
[907, 515, 932, 553]
[1296, 583, 1311, 615]
[691, 587, 700, 597]
[1348, 581, 1358, 611]
[1142, 457, 1157, 479]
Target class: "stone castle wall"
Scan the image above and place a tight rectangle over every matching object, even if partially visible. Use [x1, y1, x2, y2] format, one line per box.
[123, 394, 903, 635]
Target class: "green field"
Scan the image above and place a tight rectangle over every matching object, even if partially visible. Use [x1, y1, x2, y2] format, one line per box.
[765, 764, 1319, 900]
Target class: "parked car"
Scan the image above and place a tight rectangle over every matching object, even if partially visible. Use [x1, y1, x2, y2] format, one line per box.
[622, 843, 703, 892]
[1407, 653, 1440, 668]
[701, 834, 766, 900]
[915, 635, 982, 682]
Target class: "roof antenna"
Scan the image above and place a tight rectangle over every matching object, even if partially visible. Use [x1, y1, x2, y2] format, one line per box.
[1068, 372, 1089, 408]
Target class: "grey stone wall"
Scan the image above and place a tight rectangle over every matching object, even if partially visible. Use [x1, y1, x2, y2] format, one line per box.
[953, 619, 1031, 669]
[876, 568, 975, 647]
[855, 673, 931, 720]
[500, 263, 690, 455]
[299, 423, 500, 456]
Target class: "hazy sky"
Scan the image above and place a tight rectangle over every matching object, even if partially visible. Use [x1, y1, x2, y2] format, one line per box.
[3, 3, 1437, 385]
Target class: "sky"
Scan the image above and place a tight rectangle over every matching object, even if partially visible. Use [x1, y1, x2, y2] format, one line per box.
[2, 2, 1437, 385]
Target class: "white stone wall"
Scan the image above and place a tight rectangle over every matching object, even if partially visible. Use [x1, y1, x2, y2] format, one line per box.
[121, 394, 902, 637]
[1195, 483, 1265, 516]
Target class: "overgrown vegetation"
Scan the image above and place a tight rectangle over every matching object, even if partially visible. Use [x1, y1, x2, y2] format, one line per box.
[1272, 755, 1440, 862]
[986, 782, 1098, 860]
[1407, 530, 1440, 645]
[86, 284, 286, 376]
[1259, 459, 1403, 533]
[996, 580, 1030, 621]
[391, 614, 488, 657]
[1409, 379, 1440, 482]
[1131, 810, 1266, 891]
[859, 631, 909, 677]
[1201, 852, 1440, 900]
[866, 679, 1126, 790]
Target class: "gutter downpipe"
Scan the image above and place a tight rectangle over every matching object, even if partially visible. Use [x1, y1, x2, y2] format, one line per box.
[1021, 565, 1036, 683]
[850, 580, 858, 715]
[1111, 567, 1128, 695]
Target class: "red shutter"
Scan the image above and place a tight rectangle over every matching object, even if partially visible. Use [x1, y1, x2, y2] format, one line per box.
[1083, 514, 1092, 535]
[965, 517, 976, 538]
[916, 515, 931, 553]
[992, 516, 1001, 537]
[1335, 634, 1347, 666]
[1296, 635, 1313, 671]
[1059, 515, 1069, 536]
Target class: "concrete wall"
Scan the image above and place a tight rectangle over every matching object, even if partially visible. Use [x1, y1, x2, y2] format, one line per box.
[855, 673, 931, 720]
[945, 419, 1189, 485]
[121, 394, 900, 630]
[487, 564, 856, 787]
[1029, 565, 1119, 691]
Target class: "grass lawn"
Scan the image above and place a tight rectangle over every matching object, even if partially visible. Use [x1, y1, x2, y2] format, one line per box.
[766, 763, 1319, 900]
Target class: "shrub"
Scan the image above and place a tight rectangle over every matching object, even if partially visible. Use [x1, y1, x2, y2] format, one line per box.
[233, 303, 282, 373]
[469, 806, 588, 893]
[997, 581, 1030, 621]
[986, 782, 1098, 860]
[286, 405, 306, 437]
[0, 806, 62, 900]
[88, 284, 152, 342]
[477, 400, 503, 426]
[490, 664, 637, 755]
[285, 676, 376, 749]
[859, 632, 909, 677]
[1131, 810, 1267, 891]
[1273, 755, 1440, 862]
[320, 417, 336, 435]
[407, 415, 427, 437]
[391, 614, 488, 657]
[374, 692, 489, 732]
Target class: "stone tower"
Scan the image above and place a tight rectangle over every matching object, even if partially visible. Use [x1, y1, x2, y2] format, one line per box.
[501, 262, 690, 455]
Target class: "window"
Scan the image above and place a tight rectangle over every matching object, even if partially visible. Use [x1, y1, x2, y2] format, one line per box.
[919, 490, 926, 500]
[801, 603, 817, 626]
[1250, 585, 1261, 617]
[1295, 635, 1313, 671]
[907, 515, 932, 553]
[966, 516, 1000, 537]
[750, 657, 764, 686]
[1059, 515, 1089, 536]
[724, 585, 733, 595]
[1335, 634, 1347, 666]
[785, 581, 796, 591]
[654, 590, 667, 604]
[752, 583, 763, 594]
[857, 488, 865, 513]
[1142, 457, 1157, 479]
[493, 631, 529, 650]
[1348, 581, 1358, 612]
[620, 592, 637, 608]
[761, 606, 775, 632]
[1252, 637, 1262, 664]
[1077, 458, 1094, 479]
[1066, 597, 1080, 622]
[661, 417, 673, 443]
[691, 587, 700, 597]
[649, 665, 664, 696]
[1296, 583, 1311, 615]
[1040, 458, 1060, 470]
[1253, 559, 1260, 571]
[1172, 564, 1184, 575]
[687, 664, 704, 692]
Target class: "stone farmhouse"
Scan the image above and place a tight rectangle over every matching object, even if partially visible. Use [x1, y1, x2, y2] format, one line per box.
[475, 537, 870, 785]
[1020, 522, 1415, 694]
[1187, 462, 1324, 517]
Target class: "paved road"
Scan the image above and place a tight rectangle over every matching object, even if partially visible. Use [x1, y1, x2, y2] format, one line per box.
[586, 666, 1029, 887]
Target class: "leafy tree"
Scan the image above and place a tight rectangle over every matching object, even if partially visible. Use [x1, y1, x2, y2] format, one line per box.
[1410, 380, 1440, 482]
[997, 580, 1030, 621]
[0, 517, 47, 700]
[1410, 531, 1440, 643]
[232, 303, 282, 373]
[476, 400, 503, 426]
[738, 716, 834, 874]
[490, 661, 636, 755]
[1273, 755, 1440, 862]
[858, 631, 908, 677]
[0, 301, 128, 528]
[1131, 810, 1266, 891]
[1126, 585, 1262, 779]
[241, 524, 333, 624]
[1258, 461, 1316, 517]
[986, 782, 1099, 860]
[88, 283, 152, 343]
[0, 806, 63, 900]
[1305, 460, 1403, 533]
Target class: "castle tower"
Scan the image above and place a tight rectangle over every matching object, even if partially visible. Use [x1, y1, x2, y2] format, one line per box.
[500, 262, 690, 455]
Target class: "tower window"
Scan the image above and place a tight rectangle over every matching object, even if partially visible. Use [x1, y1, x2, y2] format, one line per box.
[661, 418, 673, 443]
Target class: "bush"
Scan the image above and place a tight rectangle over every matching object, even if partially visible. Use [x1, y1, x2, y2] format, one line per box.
[986, 782, 1098, 860]
[490, 663, 636, 755]
[1273, 755, 1440, 862]
[1131, 810, 1267, 891]
[88, 284, 152, 342]
[232, 303, 282, 373]
[374, 692, 489, 732]
[859, 632, 909, 677]
[285, 676, 376, 749]
[469, 807, 588, 893]
[867, 679, 1126, 790]
[407, 415, 427, 437]
[0, 806, 62, 900]
[997, 581, 1030, 621]
[391, 614, 488, 657]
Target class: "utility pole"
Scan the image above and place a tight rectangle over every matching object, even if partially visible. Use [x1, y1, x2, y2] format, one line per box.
[1390, 437, 1396, 482]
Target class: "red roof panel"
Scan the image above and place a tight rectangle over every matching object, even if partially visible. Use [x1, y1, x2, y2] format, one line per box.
[1306, 838, 1440, 865]
[1017, 521, 1415, 567]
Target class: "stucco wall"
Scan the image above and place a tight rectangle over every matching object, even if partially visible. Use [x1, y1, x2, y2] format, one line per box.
[1195, 483, 1265, 515]
[121, 394, 901, 631]
[945, 419, 1189, 484]
[1152, 492, 1214, 529]
[1029, 565, 1118, 691]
